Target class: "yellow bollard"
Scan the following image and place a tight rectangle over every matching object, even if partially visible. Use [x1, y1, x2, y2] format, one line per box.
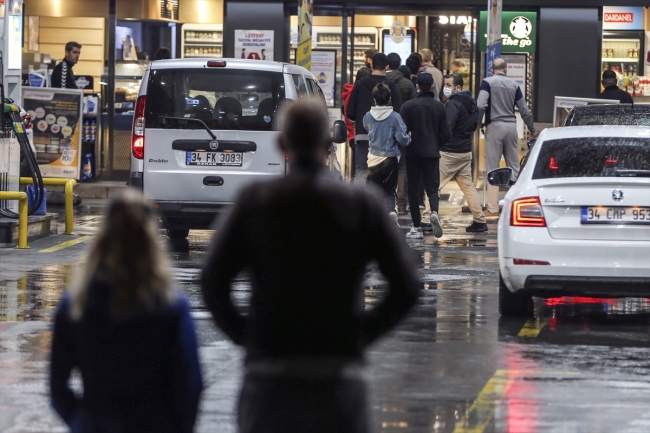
[20, 177, 77, 235]
[0, 191, 29, 248]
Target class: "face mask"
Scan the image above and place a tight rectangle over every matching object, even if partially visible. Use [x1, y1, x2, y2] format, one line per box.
[443, 87, 453, 97]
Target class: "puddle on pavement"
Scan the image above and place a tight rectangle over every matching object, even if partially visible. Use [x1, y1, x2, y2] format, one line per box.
[0, 263, 78, 321]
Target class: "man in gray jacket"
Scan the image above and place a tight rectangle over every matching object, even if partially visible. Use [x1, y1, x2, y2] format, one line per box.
[477, 58, 538, 216]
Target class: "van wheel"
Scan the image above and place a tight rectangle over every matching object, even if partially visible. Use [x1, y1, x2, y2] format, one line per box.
[499, 274, 533, 317]
[167, 229, 189, 240]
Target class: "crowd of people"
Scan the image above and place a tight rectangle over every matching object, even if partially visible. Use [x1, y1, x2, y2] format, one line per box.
[342, 49, 538, 237]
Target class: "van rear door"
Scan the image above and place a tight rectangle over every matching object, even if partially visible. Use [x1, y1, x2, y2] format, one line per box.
[142, 68, 286, 204]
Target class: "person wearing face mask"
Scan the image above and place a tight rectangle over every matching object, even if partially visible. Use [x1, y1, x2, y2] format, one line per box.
[439, 74, 487, 232]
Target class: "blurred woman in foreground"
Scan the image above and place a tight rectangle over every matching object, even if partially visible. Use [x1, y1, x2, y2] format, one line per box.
[50, 190, 202, 433]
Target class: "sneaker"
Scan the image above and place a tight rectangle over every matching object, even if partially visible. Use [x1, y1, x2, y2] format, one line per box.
[421, 222, 433, 233]
[466, 221, 488, 232]
[388, 212, 400, 228]
[406, 226, 423, 239]
[430, 213, 443, 238]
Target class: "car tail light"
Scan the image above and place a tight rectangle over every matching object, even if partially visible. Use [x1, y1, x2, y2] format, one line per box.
[207, 60, 227, 67]
[511, 197, 546, 227]
[549, 157, 559, 170]
[21, 113, 33, 130]
[132, 95, 146, 159]
[513, 259, 550, 265]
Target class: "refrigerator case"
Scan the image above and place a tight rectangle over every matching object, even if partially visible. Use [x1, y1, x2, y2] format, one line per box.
[602, 30, 645, 79]
[291, 26, 378, 107]
[182, 23, 223, 58]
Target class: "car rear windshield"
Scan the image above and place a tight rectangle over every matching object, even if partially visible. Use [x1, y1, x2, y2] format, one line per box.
[145, 68, 285, 131]
[533, 137, 650, 179]
[564, 107, 650, 126]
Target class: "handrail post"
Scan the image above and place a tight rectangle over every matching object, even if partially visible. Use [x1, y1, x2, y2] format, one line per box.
[17, 193, 28, 248]
[64, 179, 77, 234]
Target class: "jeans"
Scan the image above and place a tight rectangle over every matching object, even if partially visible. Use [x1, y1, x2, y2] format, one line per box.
[353, 140, 369, 184]
[238, 372, 368, 433]
[367, 157, 398, 212]
[405, 157, 440, 227]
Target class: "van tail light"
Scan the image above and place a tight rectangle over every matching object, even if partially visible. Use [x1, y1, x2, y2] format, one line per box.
[132, 95, 146, 159]
[511, 196, 546, 227]
[513, 259, 551, 265]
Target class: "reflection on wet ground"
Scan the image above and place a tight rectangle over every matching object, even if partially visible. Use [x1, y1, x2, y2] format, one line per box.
[2, 213, 650, 432]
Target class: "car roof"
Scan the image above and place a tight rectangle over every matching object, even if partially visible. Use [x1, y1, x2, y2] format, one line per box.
[541, 125, 650, 140]
[149, 58, 293, 72]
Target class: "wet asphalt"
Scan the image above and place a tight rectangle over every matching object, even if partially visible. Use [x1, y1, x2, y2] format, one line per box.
[1, 201, 649, 433]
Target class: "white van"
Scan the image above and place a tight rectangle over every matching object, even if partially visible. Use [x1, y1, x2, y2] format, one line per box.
[129, 59, 337, 239]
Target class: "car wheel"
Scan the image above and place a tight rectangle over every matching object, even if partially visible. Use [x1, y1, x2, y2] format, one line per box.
[498, 274, 533, 317]
[167, 228, 189, 240]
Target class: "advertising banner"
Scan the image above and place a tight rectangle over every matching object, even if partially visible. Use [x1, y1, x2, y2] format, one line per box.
[603, 7, 644, 31]
[234, 30, 274, 60]
[501, 54, 526, 96]
[311, 50, 336, 107]
[22, 88, 83, 179]
[297, 0, 313, 69]
[479, 12, 537, 53]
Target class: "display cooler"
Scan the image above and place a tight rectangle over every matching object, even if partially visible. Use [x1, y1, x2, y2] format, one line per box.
[602, 30, 645, 80]
[182, 23, 223, 58]
[101, 63, 145, 175]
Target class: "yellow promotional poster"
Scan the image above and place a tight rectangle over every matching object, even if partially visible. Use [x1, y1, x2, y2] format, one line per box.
[22, 88, 84, 179]
[297, 0, 313, 69]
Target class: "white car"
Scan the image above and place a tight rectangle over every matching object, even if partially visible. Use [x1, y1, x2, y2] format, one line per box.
[488, 126, 650, 317]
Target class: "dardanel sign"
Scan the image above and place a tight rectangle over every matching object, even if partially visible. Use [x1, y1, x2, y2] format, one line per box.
[602, 6, 643, 30]
[604, 12, 634, 23]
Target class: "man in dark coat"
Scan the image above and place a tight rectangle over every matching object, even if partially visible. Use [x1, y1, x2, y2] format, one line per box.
[51, 41, 81, 89]
[400, 72, 451, 240]
[201, 99, 419, 433]
[346, 52, 403, 183]
[597, 70, 633, 103]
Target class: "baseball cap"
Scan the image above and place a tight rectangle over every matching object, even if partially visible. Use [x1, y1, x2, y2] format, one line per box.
[417, 72, 434, 88]
[602, 70, 617, 80]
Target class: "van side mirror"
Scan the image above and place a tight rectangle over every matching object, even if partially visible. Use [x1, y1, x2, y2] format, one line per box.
[332, 120, 347, 144]
[487, 167, 514, 186]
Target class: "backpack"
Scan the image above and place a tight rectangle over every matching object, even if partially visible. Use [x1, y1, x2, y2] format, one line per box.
[454, 95, 478, 132]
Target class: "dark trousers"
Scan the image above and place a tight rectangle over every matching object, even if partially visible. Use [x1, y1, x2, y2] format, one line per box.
[238, 373, 368, 433]
[396, 155, 408, 210]
[405, 157, 440, 227]
[353, 140, 369, 184]
[367, 157, 398, 212]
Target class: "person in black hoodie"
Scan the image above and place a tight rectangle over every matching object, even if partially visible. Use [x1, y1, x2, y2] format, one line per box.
[400, 72, 451, 240]
[51, 41, 81, 89]
[597, 70, 633, 103]
[346, 53, 403, 184]
[440, 74, 487, 233]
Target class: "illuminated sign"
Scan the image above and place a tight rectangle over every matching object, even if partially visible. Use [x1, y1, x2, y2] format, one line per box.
[602, 7, 643, 30]
[439, 16, 473, 25]
[479, 11, 537, 53]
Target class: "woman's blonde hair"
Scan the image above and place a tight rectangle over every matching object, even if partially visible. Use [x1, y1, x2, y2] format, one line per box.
[70, 189, 174, 320]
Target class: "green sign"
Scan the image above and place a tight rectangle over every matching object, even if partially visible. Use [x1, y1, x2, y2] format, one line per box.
[479, 11, 537, 53]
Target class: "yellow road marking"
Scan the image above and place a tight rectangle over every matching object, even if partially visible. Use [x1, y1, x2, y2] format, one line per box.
[39, 236, 92, 253]
[453, 369, 579, 433]
[517, 319, 548, 338]
[453, 369, 519, 433]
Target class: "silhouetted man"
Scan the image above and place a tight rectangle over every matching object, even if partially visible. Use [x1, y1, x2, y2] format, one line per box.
[201, 99, 419, 433]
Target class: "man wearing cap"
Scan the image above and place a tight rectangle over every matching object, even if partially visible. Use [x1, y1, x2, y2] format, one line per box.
[597, 70, 633, 103]
[477, 58, 538, 217]
[399, 72, 451, 240]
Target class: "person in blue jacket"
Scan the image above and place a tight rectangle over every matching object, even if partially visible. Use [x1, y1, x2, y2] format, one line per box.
[363, 83, 410, 225]
[49, 189, 203, 433]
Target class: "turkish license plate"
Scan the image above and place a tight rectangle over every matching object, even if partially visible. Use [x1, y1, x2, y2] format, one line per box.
[186, 151, 242, 166]
[581, 206, 650, 225]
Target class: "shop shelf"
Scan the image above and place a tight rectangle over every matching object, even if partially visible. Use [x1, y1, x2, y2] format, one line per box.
[602, 58, 640, 62]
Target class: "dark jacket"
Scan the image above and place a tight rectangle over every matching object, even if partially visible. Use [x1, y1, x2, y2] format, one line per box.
[386, 70, 416, 104]
[597, 85, 634, 104]
[441, 91, 478, 153]
[346, 74, 403, 141]
[399, 92, 451, 159]
[201, 159, 419, 363]
[50, 284, 202, 433]
[51, 60, 77, 89]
